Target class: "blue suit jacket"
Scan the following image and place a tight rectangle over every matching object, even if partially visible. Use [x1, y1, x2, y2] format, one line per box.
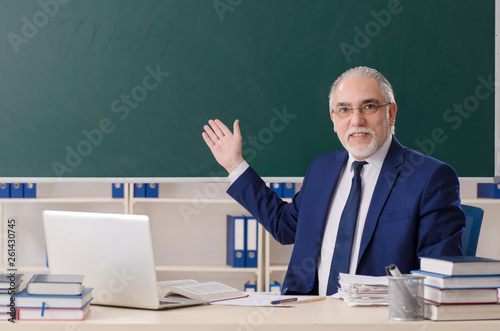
[227, 137, 465, 294]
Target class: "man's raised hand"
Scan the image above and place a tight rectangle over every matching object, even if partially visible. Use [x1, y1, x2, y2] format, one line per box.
[202, 119, 244, 174]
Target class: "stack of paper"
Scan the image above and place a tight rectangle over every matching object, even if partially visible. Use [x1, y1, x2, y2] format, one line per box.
[334, 273, 389, 306]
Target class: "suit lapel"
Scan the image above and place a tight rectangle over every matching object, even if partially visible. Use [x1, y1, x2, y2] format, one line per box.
[315, 152, 348, 240]
[357, 137, 405, 264]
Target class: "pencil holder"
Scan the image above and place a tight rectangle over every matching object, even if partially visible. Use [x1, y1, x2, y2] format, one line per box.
[387, 274, 425, 321]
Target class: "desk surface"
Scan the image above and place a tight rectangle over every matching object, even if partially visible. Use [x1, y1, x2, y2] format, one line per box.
[5, 298, 500, 331]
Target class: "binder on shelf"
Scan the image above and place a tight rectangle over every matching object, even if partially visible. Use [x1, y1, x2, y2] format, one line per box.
[283, 183, 295, 198]
[0, 183, 10, 198]
[244, 282, 257, 292]
[226, 215, 246, 268]
[270, 183, 283, 197]
[10, 183, 23, 198]
[146, 183, 159, 198]
[245, 217, 258, 268]
[269, 282, 281, 293]
[23, 183, 36, 198]
[112, 183, 124, 198]
[477, 183, 500, 198]
[133, 183, 146, 197]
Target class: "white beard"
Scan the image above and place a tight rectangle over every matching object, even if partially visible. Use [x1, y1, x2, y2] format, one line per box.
[344, 127, 379, 158]
[343, 119, 391, 158]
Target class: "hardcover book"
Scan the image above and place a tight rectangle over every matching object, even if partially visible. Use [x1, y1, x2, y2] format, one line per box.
[423, 286, 498, 304]
[411, 270, 500, 289]
[0, 274, 23, 289]
[425, 303, 500, 321]
[26, 274, 84, 295]
[15, 287, 93, 308]
[16, 302, 91, 321]
[419, 256, 500, 276]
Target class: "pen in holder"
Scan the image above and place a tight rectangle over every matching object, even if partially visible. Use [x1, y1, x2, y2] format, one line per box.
[385, 264, 425, 321]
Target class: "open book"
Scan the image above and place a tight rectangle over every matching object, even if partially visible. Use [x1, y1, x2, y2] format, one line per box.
[157, 280, 247, 302]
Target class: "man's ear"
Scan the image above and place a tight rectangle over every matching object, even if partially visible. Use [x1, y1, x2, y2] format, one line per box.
[389, 102, 397, 126]
[330, 110, 337, 133]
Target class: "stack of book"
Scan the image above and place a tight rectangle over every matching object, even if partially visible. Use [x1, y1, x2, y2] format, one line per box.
[14, 274, 93, 321]
[0, 274, 24, 321]
[412, 256, 500, 321]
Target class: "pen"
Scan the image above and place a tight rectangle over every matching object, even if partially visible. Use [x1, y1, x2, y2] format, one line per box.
[271, 297, 298, 305]
[281, 296, 326, 305]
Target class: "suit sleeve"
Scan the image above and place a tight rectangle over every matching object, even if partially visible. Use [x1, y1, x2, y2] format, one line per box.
[226, 166, 310, 245]
[417, 163, 465, 257]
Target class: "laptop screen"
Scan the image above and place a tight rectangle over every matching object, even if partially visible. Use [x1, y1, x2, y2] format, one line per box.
[43, 210, 161, 309]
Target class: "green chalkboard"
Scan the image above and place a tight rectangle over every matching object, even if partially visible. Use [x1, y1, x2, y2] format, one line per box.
[0, 0, 495, 178]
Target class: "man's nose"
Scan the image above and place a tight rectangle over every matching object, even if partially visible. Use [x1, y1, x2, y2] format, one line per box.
[350, 108, 365, 126]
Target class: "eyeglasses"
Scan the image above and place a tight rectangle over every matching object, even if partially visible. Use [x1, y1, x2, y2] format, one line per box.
[331, 102, 392, 118]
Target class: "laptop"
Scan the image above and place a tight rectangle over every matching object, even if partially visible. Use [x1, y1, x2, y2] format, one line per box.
[42, 210, 207, 310]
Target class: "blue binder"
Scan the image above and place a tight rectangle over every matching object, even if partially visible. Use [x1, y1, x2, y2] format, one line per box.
[0, 183, 10, 198]
[245, 217, 258, 268]
[133, 183, 146, 197]
[270, 183, 283, 197]
[146, 183, 159, 198]
[477, 183, 500, 198]
[11, 183, 23, 198]
[226, 215, 246, 268]
[23, 183, 37, 198]
[112, 183, 124, 198]
[244, 283, 257, 292]
[283, 183, 295, 198]
[269, 282, 282, 293]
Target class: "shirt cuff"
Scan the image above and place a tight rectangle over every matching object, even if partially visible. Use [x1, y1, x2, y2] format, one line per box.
[228, 160, 250, 184]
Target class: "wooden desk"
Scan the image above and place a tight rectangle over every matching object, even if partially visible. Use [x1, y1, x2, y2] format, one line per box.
[4, 298, 500, 331]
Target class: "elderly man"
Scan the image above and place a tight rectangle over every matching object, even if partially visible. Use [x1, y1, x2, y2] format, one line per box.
[202, 66, 465, 295]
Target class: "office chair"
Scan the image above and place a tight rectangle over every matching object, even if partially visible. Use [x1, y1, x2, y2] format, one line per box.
[460, 204, 484, 256]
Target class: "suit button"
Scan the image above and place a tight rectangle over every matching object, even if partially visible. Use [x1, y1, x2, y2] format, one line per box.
[308, 281, 313, 288]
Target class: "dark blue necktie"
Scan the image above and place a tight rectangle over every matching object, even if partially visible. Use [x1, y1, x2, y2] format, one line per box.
[327, 160, 367, 295]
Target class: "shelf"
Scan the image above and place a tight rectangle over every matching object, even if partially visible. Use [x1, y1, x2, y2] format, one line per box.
[132, 198, 239, 204]
[0, 198, 125, 203]
[462, 198, 500, 205]
[0, 182, 265, 291]
[131, 198, 292, 204]
[0, 264, 48, 273]
[154, 264, 259, 273]
[268, 264, 288, 272]
[0, 264, 257, 274]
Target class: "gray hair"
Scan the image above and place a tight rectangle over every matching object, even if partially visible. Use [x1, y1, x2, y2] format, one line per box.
[328, 66, 395, 109]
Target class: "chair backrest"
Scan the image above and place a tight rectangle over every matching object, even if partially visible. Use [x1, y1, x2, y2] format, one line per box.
[460, 204, 484, 256]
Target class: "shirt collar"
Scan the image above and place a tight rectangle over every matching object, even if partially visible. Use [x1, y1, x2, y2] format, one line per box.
[347, 134, 393, 172]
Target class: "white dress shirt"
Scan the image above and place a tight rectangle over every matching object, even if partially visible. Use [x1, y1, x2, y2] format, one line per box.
[228, 135, 393, 296]
[317, 135, 392, 295]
